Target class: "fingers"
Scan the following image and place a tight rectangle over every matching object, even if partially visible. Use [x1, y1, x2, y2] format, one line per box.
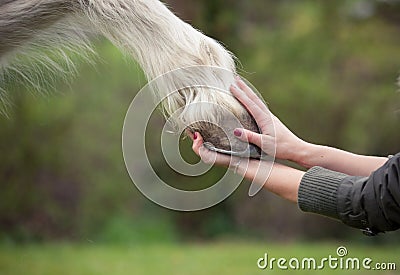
[198, 146, 233, 167]
[234, 77, 269, 113]
[230, 84, 271, 130]
[190, 132, 245, 168]
[191, 132, 203, 156]
[233, 128, 263, 148]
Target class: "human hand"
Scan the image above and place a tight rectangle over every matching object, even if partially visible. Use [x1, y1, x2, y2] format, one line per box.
[230, 77, 308, 164]
[186, 130, 252, 173]
[187, 131, 303, 202]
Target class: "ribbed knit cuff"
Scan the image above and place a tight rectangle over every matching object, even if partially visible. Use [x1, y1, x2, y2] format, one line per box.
[298, 166, 348, 220]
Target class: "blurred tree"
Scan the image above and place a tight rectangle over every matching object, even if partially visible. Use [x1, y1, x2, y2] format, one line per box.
[200, 0, 241, 42]
[0, 1, 399, 243]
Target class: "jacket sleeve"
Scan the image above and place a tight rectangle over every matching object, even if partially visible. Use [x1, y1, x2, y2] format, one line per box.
[298, 153, 400, 235]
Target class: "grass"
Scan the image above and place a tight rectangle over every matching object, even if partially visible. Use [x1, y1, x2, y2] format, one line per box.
[0, 242, 398, 275]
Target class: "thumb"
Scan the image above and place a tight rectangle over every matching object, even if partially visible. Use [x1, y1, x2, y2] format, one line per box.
[233, 128, 263, 148]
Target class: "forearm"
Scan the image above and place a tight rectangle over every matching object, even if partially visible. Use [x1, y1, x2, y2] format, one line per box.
[240, 161, 304, 203]
[265, 163, 304, 203]
[294, 142, 388, 176]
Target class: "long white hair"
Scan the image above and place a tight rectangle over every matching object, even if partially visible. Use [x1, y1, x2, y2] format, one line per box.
[0, 0, 258, 152]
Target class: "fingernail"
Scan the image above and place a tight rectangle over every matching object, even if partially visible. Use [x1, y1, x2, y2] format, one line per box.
[194, 132, 198, 140]
[234, 129, 242, 137]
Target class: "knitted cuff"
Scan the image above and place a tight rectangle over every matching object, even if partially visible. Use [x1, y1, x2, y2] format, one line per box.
[298, 166, 348, 220]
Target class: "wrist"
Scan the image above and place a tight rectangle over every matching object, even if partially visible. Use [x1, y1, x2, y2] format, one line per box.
[290, 141, 318, 168]
[266, 163, 304, 203]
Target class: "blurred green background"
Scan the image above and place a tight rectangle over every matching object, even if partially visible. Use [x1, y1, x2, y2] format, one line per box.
[1, 0, 400, 274]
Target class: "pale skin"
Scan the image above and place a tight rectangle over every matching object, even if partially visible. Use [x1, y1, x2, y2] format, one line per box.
[188, 77, 388, 203]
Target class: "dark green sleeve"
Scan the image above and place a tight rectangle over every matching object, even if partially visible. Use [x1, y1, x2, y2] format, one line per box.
[298, 153, 400, 235]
